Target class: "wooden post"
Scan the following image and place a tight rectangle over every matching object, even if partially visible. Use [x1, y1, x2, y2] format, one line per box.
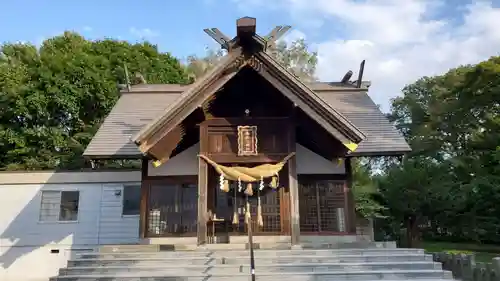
[197, 124, 209, 246]
[197, 157, 208, 245]
[288, 115, 300, 245]
[345, 157, 357, 234]
[288, 155, 300, 245]
[139, 158, 149, 239]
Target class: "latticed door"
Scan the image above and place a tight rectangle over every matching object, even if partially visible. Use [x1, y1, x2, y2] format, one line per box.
[147, 183, 198, 237]
[298, 180, 347, 233]
[214, 182, 282, 235]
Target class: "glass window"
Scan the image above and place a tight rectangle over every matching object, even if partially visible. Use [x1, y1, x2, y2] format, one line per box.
[39, 190, 79, 222]
[122, 185, 141, 216]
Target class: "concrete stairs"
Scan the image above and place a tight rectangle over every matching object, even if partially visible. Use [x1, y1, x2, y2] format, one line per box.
[49, 244, 453, 281]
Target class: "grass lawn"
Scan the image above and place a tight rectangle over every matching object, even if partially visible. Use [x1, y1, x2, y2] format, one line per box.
[421, 241, 500, 263]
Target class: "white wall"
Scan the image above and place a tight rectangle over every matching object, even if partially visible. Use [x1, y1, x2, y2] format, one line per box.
[97, 184, 140, 245]
[147, 143, 199, 176]
[295, 144, 345, 174]
[0, 171, 141, 281]
[148, 143, 345, 176]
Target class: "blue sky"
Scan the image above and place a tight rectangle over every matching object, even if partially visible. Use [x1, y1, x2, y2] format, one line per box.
[0, 0, 302, 59]
[1, 0, 500, 110]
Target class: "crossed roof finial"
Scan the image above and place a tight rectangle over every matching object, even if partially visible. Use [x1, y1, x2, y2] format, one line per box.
[203, 17, 291, 51]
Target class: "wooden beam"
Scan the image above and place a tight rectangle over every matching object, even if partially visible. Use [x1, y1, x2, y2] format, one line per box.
[288, 116, 300, 245]
[197, 126, 209, 246]
[132, 49, 242, 150]
[265, 25, 291, 48]
[139, 158, 149, 239]
[138, 64, 239, 154]
[257, 64, 359, 148]
[146, 125, 185, 167]
[236, 17, 256, 38]
[345, 157, 357, 234]
[356, 60, 366, 88]
[341, 70, 353, 84]
[203, 28, 232, 50]
[256, 51, 366, 144]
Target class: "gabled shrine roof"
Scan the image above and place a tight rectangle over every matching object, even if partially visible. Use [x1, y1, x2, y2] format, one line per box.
[83, 81, 410, 158]
[84, 17, 410, 160]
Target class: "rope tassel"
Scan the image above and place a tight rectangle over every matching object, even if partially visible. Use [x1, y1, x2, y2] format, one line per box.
[270, 175, 279, 189]
[238, 178, 243, 192]
[219, 174, 229, 192]
[244, 183, 253, 196]
[232, 187, 239, 225]
[245, 200, 251, 225]
[257, 189, 263, 227]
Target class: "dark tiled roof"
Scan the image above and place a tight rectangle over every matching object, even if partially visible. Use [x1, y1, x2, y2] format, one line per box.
[83, 83, 410, 158]
[84, 92, 181, 157]
[315, 89, 410, 156]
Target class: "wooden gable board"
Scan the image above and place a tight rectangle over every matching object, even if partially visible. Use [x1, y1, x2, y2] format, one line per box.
[133, 51, 366, 158]
[132, 48, 243, 152]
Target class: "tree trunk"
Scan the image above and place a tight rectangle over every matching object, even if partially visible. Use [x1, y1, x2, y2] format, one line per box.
[405, 215, 419, 248]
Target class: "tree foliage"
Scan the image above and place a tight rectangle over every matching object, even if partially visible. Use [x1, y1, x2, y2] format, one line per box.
[381, 56, 500, 245]
[0, 32, 189, 170]
[185, 39, 318, 82]
[267, 39, 318, 83]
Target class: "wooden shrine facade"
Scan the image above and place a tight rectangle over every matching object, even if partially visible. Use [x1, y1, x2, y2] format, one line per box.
[83, 17, 411, 246]
[138, 114, 357, 245]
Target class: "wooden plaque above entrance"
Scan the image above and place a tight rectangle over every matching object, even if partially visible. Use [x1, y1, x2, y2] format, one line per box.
[237, 125, 258, 156]
[200, 118, 290, 163]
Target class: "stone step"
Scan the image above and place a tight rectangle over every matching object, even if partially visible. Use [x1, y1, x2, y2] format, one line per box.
[67, 254, 434, 267]
[77, 248, 424, 259]
[60, 261, 442, 276]
[50, 270, 453, 281]
[96, 241, 397, 253]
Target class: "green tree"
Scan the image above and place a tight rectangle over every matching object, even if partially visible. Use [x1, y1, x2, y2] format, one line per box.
[186, 38, 318, 82]
[0, 32, 189, 170]
[352, 159, 386, 219]
[185, 48, 225, 81]
[267, 39, 318, 82]
[383, 56, 500, 245]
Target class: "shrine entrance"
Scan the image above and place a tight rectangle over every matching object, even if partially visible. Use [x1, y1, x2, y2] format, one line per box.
[206, 165, 290, 240]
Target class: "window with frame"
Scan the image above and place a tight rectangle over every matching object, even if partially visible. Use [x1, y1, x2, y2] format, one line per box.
[122, 185, 141, 216]
[39, 190, 80, 222]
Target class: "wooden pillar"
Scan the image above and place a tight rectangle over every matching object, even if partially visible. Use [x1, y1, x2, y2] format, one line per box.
[139, 158, 149, 239]
[345, 157, 357, 234]
[197, 125, 209, 245]
[288, 116, 300, 245]
[288, 155, 300, 245]
[197, 158, 208, 245]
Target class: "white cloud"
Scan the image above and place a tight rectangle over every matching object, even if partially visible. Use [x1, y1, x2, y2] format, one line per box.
[82, 26, 93, 32]
[129, 27, 160, 39]
[231, 0, 500, 111]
